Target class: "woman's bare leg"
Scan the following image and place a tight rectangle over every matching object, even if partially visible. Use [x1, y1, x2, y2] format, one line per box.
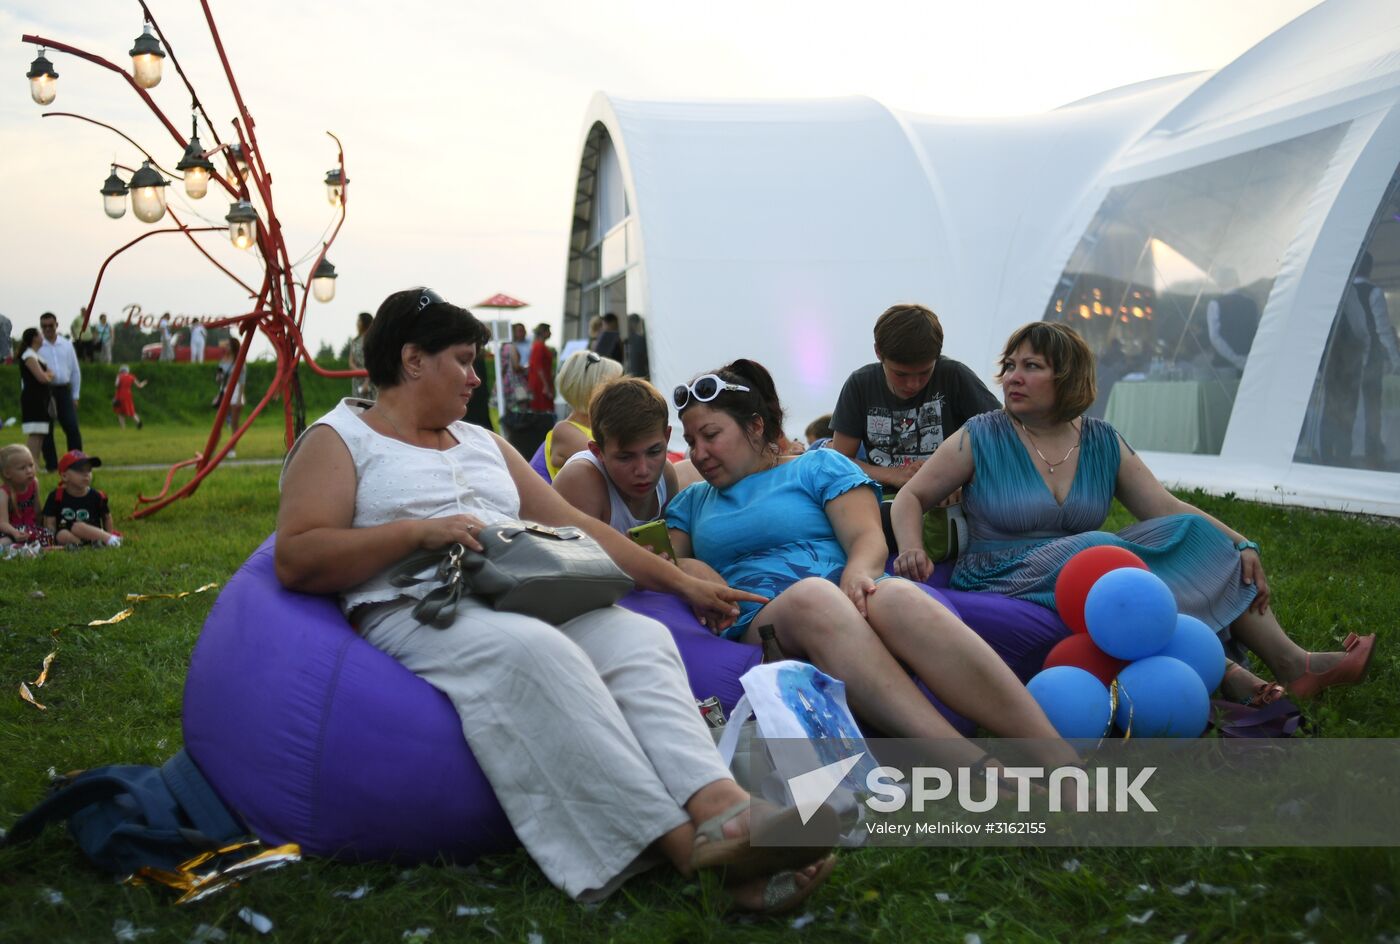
[1229, 609, 1347, 685]
[26, 435, 44, 468]
[863, 579, 1079, 768]
[744, 578, 986, 767]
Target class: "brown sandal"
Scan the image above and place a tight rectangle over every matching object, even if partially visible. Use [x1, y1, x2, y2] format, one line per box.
[1223, 662, 1286, 708]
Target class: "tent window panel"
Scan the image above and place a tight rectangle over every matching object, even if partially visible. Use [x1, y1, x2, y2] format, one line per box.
[601, 225, 627, 279]
[1295, 164, 1400, 471]
[1043, 123, 1346, 456]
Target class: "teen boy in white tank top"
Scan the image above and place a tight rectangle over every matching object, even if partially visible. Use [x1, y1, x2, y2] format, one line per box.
[553, 378, 679, 533]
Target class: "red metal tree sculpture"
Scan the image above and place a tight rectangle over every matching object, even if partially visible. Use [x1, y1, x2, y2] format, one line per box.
[22, 1, 362, 517]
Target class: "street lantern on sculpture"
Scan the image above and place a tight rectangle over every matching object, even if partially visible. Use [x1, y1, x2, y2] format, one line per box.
[100, 166, 129, 219]
[128, 160, 169, 223]
[226, 143, 251, 183]
[324, 168, 343, 207]
[311, 256, 338, 302]
[27, 49, 57, 105]
[175, 122, 215, 199]
[225, 200, 258, 250]
[129, 23, 166, 89]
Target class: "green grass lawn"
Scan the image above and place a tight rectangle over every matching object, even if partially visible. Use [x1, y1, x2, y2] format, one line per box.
[1, 422, 1398, 942]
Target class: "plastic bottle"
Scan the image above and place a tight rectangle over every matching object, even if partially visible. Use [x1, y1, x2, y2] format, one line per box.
[758, 625, 785, 663]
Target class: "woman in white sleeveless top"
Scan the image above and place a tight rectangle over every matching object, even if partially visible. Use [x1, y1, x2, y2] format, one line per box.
[276, 288, 834, 912]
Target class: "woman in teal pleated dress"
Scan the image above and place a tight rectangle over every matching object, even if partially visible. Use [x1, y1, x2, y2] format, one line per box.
[891, 322, 1376, 705]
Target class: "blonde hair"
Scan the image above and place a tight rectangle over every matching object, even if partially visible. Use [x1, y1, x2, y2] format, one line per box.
[557, 350, 623, 413]
[1, 443, 32, 473]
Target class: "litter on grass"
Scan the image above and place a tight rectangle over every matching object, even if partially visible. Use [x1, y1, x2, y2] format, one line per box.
[113, 919, 155, 941]
[237, 908, 273, 935]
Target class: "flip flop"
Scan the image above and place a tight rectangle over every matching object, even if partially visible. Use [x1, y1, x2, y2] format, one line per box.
[690, 798, 838, 882]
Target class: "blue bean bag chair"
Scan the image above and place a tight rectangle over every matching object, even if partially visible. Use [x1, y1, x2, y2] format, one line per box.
[184, 538, 1055, 862]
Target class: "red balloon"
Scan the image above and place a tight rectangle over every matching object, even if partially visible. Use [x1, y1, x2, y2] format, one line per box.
[1054, 545, 1148, 634]
[1043, 633, 1130, 687]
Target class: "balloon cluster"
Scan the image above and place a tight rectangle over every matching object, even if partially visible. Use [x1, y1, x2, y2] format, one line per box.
[1026, 546, 1225, 738]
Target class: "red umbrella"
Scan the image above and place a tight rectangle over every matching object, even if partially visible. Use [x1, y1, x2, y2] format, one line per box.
[475, 293, 529, 310]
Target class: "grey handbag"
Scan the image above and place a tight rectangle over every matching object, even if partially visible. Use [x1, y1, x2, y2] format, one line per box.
[387, 520, 634, 627]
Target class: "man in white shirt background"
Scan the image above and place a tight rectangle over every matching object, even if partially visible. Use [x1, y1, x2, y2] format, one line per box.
[39, 311, 83, 472]
[159, 313, 175, 361]
[191, 319, 207, 363]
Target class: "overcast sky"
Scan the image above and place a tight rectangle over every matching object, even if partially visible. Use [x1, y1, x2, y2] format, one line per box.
[2, 0, 1318, 356]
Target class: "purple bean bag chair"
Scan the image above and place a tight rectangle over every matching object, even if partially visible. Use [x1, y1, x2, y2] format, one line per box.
[184, 539, 1055, 863]
[185, 537, 808, 862]
[528, 442, 551, 482]
[924, 564, 1069, 681]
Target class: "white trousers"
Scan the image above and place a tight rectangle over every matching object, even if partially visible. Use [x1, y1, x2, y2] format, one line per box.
[357, 596, 732, 900]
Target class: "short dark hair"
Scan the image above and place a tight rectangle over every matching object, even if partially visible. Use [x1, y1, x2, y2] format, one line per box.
[357, 311, 373, 332]
[602, 313, 619, 327]
[39, 311, 57, 325]
[20, 327, 40, 351]
[678, 358, 785, 448]
[591, 378, 668, 448]
[996, 322, 1096, 423]
[873, 303, 943, 364]
[363, 288, 490, 389]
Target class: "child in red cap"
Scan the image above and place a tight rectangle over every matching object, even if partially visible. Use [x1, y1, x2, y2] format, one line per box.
[43, 450, 121, 547]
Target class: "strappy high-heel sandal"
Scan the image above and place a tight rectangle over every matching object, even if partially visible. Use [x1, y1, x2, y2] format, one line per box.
[1223, 662, 1287, 708]
[1286, 632, 1376, 699]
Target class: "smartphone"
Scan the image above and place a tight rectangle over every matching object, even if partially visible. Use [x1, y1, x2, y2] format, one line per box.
[627, 518, 676, 563]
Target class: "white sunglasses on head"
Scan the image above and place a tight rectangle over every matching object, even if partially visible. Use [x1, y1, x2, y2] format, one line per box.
[673, 374, 750, 410]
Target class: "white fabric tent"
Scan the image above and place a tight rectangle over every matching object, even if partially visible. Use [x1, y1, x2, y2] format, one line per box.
[566, 0, 1400, 516]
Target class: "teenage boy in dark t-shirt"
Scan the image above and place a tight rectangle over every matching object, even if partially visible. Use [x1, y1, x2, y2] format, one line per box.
[830, 303, 1000, 489]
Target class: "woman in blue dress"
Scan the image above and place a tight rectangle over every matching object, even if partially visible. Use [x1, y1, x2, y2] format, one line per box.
[890, 322, 1375, 704]
[666, 359, 1081, 772]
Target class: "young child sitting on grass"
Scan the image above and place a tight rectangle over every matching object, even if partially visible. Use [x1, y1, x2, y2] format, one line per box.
[43, 450, 122, 548]
[1, 443, 49, 550]
[552, 377, 678, 532]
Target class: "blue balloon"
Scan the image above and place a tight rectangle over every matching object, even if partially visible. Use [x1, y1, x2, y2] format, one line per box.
[1113, 656, 1210, 738]
[1158, 614, 1227, 694]
[1027, 666, 1113, 740]
[1084, 568, 1177, 660]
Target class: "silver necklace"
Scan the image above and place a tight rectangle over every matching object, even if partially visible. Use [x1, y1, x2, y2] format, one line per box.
[1014, 416, 1080, 474]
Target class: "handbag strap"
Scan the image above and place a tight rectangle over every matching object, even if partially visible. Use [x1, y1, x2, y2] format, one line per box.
[385, 543, 480, 628]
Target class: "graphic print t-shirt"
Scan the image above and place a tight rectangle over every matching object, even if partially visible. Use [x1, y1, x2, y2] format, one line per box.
[42, 487, 109, 531]
[830, 358, 1001, 468]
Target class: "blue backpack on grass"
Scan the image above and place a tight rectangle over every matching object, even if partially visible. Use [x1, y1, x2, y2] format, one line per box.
[4, 749, 249, 874]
